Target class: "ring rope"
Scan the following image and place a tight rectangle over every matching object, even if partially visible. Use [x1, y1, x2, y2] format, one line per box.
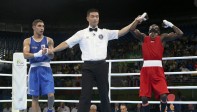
[0, 56, 197, 104]
[1, 100, 197, 104]
[1, 86, 197, 90]
[0, 60, 12, 64]
[1, 70, 197, 77]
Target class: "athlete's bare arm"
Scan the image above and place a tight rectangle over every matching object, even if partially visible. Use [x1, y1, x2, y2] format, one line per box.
[46, 37, 54, 59]
[133, 29, 146, 42]
[23, 38, 34, 59]
[161, 20, 183, 42]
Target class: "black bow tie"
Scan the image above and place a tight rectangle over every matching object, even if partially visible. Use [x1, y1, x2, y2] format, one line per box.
[89, 28, 97, 32]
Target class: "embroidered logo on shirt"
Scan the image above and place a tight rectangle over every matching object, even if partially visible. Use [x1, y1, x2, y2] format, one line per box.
[98, 34, 103, 39]
[31, 46, 38, 49]
[41, 44, 45, 49]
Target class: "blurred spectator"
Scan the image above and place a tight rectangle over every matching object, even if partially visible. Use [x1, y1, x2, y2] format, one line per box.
[3, 103, 11, 112]
[90, 104, 97, 112]
[111, 103, 120, 112]
[136, 103, 142, 112]
[71, 104, 78, 112]
[57, 102, 70, 112]
[184, 104, 197, 112]
[120, 104, 128, 112]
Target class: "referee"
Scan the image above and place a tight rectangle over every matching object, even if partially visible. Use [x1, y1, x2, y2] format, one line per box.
[51, 8, 145, 112]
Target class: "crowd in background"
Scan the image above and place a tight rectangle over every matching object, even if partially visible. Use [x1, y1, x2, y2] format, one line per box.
[0, 23, 197, 111]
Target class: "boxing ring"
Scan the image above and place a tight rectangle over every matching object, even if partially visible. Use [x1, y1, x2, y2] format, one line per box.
[0, 53, 197, 111]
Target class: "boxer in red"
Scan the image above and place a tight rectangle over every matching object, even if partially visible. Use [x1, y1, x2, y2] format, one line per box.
[130, 14, 183, 112]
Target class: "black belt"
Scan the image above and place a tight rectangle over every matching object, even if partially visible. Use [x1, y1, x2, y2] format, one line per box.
[84, 60, 106, 64]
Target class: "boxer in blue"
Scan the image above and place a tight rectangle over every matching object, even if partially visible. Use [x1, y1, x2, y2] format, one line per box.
[23, 19, 55, 112]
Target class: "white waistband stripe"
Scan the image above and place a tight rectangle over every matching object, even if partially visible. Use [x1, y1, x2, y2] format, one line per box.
[30, 62, 50, 67]
[143, 60, 162, 67]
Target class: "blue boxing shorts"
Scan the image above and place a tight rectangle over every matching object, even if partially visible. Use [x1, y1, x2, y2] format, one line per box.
[28, 66, 54, 96]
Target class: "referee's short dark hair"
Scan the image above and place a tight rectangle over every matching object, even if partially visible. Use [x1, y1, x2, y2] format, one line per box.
[87, 8, 99, 16]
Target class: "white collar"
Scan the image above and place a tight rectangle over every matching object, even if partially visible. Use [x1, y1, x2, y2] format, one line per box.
[88, 25, 98, 29]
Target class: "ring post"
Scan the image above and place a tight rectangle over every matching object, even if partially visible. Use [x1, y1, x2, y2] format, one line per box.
[12, 53, 27, 111]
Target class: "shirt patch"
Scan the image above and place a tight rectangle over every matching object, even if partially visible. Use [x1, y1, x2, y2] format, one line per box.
[31, 46, 38, 49]
[98, 34, 103, 39]
[41, 44, 46, 49]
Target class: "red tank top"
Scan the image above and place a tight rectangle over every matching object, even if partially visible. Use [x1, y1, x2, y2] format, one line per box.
[142, 36, 164, 60]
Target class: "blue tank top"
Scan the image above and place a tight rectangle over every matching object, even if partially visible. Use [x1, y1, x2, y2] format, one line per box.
[29, 36, 50, 64]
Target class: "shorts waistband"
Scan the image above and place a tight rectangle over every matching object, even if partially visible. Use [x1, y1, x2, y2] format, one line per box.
[143, 60, 162, 67]
[30, 62, 50, 67]
[84, 60, 106, 64]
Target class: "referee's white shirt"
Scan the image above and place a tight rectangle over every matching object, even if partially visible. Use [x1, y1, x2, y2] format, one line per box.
[65, 26, 119, 61]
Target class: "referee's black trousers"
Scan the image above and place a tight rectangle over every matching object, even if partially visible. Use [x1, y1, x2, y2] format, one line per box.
[78, 60, 111, 112]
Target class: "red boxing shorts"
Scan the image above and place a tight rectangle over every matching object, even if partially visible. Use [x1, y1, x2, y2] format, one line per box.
[139, 60, 169, 99]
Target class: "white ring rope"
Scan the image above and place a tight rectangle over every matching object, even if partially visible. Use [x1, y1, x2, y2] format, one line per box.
[23, 100, 197, 104]
[0, 87, 12, 89]
[0, 73, 12, 76]
[110, 86, 197, 90]
[1, 86, 197, 90]
[111, 71, 197, 76]
[54, 74, 82, 77]
[0, 60, 12, 64]
[0, 99, 197, 104]
[1, 70, 197, 77]
[0, 56, 197, 104]
[106, 56, 197, 62]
